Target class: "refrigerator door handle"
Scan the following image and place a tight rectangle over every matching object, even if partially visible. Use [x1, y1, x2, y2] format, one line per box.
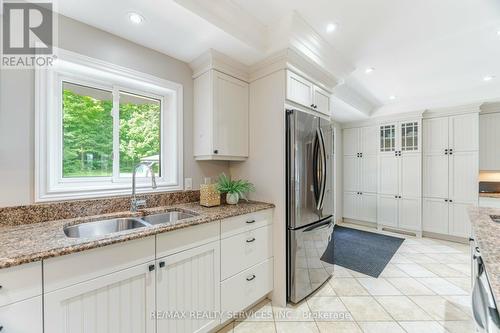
[317, 127, 327, 211]
[312, 130, 321, 209]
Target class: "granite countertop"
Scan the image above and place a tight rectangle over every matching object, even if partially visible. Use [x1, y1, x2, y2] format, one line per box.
[479, 193, 500, 198]
[0, 201, 274, 269]
[468, 206, 500, 306]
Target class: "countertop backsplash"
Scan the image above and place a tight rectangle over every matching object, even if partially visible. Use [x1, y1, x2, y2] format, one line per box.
[0, 190, 200, 227]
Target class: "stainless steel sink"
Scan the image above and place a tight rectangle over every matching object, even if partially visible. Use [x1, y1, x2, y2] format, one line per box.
[141, 211, 198, 225]
[64, 217, 149, 238]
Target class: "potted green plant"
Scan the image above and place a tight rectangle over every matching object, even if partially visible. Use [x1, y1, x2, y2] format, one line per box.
[216, 173, 255, 205]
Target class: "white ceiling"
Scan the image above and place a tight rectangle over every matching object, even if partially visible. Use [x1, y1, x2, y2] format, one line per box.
[57, 0, 500, 122]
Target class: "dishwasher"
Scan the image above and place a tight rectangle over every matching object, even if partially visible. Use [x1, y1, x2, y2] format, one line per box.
[471, 239, 500, 333]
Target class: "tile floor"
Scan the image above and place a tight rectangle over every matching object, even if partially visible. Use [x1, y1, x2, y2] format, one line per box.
[216, 222, 474, 333]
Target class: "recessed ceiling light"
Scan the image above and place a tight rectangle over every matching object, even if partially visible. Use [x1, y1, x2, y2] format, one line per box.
[389, 95, 397, 100]
[128, 12, 144, 24]
[326, 23, 337, 33]
[483, 75, 495, 82]
[365, 67, 375, 74]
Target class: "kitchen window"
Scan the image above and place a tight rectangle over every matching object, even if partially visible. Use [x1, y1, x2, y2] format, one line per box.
[36, 49, 183, 201]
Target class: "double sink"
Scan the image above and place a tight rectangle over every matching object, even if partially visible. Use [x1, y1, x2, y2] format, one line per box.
[64, 210, 198, 238]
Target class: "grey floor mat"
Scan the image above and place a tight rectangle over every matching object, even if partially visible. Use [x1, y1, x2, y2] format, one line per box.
[321, 226, 404, 278]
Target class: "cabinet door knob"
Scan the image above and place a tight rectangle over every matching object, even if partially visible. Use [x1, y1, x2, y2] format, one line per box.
[0, 325, 3, 331]
[148, 264, 155, 272]
[213, 150, 218, 154]
[395, 195, 398, 199]
[159, 261, 165, 268]
[246, 237, 256, 243]
[246, 219, 256, 224]
[449, 199, 453, 202]
[310, 104, 315, 108]
[246, 274, 256, 281]
[445, 199, 448, 202]
[469, 237, 474, 242]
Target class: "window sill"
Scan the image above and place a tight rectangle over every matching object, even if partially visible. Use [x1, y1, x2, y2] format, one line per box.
[36, 184, 184, 203]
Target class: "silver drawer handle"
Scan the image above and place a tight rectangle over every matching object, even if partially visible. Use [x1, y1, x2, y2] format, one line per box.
[246, 274, 256, 281]
[246, 219, 256, 224]
[246, 237, 256, 243]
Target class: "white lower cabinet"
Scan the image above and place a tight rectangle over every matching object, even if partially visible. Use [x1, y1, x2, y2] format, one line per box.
[423, 199, 472, 238]
[423, 198, 449, 234]
[156, 241, 220, 333]
[377, 195, 421, 232]
[343, 192, 377, 223]
[0, 296, 42, 333]
[219, 210, 274, 323]
[449, 202, 471, 238]
[398, 197, 421, 231]
[377, 195, 398, 228]
[221, 225, 272, 280]
[45, 262, 156, 333]
[221, 258, 273, 317]
[1, 209, 273, 333]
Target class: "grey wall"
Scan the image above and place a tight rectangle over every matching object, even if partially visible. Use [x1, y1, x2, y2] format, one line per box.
[0, 15, 229, 207]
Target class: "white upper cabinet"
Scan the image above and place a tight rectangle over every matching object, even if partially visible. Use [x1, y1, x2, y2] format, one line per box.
[286, 71, 313, 108]
[312, 86, 330, 115]
[343, 128, 360, 156]
[286, 71, 331, 116]
[361, 126, 379, 155]
[423, 117, 448, 154]
[479, 112, 500, 170]
[449, 113, 478, 152]
[379, 124, 396, 153]
[194, 70, 249, 161]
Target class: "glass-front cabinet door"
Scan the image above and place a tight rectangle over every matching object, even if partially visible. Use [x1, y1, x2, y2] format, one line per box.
[380, 124, 396, 153]
[400, 121, 420, 152]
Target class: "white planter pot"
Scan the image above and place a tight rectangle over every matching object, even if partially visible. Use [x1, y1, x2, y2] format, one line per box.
[226, 193, 239, 205]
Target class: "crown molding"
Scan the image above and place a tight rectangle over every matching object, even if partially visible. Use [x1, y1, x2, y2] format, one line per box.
[480, 102, 500, 115]
[189, 49, 250, 82]
[249, 48, 337, 92]
[342, 110, 425, 129]
[422, 103, 481, 119]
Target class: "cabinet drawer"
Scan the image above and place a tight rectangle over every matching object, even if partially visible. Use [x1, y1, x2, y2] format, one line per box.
[0, 261, 42, 307]
[157, 221, 219, 258]
[0, 296, 42, 333]
[221, 209, 272, 238]
[221, 225, 272, 280]
[44, 236, 155, 292]
[221, 258, 273, 314]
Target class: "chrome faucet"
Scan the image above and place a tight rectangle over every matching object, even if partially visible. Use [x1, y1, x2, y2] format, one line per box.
[131, 162, 157, 212]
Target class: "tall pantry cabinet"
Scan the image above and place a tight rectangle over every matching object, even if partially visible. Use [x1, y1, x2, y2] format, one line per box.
[422, 112, 479, 238]
[342, 126, 378, 223]
[377, 119, 422, 233]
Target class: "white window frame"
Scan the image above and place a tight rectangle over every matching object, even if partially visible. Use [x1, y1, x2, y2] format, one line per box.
[35, 49, 183, 201]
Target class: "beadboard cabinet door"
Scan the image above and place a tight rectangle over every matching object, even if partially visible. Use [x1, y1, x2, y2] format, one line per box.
[193, 70, 249, 160]
[212, 71, 249, 159]
[156, 241, 220, 333]
[44, 262, 156, 333]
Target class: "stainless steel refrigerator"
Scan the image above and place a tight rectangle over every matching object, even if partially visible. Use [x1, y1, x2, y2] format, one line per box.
[286, 108, 335, 303]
